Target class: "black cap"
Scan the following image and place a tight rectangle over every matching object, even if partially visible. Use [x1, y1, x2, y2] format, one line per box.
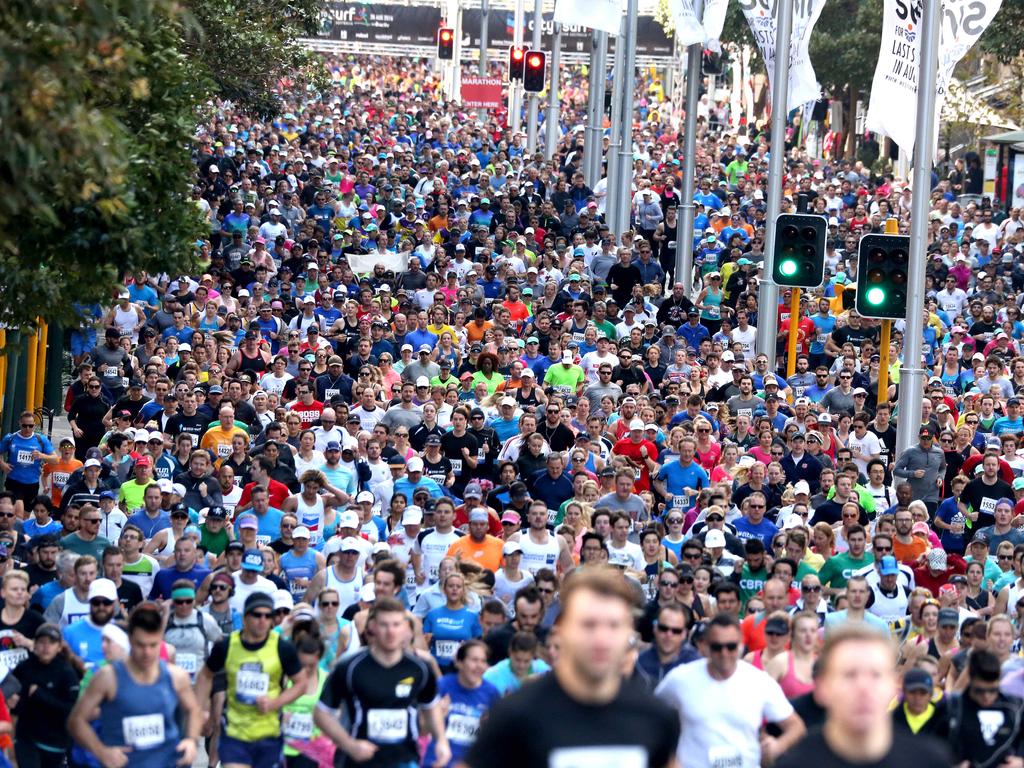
[34, 624, 62, 642]
[226, 541, 245, 553]
[244, 592, 275, 615]
[206, 505, 227, 519]
[764, 616, 790, 635]
[903, 668, 933, 692]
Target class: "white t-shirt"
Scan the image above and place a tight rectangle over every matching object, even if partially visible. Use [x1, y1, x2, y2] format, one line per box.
[730, 327, 757, 361]
[656, 659, 794, 768]
[415, 528, 463, 585]
[846, 430, 882, 476]
[229, 574, 277, 614]
[606, 541, 644, 570]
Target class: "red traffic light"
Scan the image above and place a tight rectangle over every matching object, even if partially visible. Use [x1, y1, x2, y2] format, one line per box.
[513, 49, 524, 60]
[527, 54, 543, 67]
[440, 29, 452, 41]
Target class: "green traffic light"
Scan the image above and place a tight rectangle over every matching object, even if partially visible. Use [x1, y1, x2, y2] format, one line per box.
[866, 286, 886, 306]
[779, 259, 798, 277]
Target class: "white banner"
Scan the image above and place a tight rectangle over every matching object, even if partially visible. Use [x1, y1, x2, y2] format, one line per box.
[669, 0, 730, 46]
[345, 250, 409, 275]
[866, 0, 1002, 155]
[740, 0, 827, 113]
[554, 0, 623, 35]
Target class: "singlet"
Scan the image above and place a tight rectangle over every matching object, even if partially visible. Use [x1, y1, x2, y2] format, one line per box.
[518, 532, 561, 575]
[164, 611, 210, 679]
[751, 648, 766, 670]
[280, 548, 320, 599]
[779, 653, 815, 699]
[99, 661, 181, 768]
[60, 588, 91, 627]
[293, 494, 326, 547]
[324, 566, 361, 611]
[239, 348, 268, 375]
[224, 631, 284, 741]
[700, 288, 723, 321]
[113, 305, 141, 342]
[282, 667, 328, 755]
[659, 221, 677, 264]
[152, 527, 178, 560]
[568, 320, 588, 345]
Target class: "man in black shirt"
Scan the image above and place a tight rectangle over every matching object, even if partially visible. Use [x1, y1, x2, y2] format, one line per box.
[606, 249, 643, 308]
[777, 626, 950, 768]
[467, 569, 679, 768]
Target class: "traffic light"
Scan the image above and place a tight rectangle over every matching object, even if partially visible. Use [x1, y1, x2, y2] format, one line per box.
[771, 213, 827, 288]
[855, 234, 910, 319]
[508, 46, 527, 80]
[523, 51, 546, 93]
[437, 27, 454, 60]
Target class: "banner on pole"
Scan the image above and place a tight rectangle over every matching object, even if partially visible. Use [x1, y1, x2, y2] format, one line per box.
[668, 0, 729, 47]
[461, 11, 673, 56]
[317, 2, 442, 45]
[460, 77, 504, 108]
[865, 0, 1002, 155]
[740, 0, 827, 112]
[553, 0, 623, 35]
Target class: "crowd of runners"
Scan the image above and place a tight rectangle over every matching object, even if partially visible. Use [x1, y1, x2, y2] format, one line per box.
[2, 51, 1024, 767]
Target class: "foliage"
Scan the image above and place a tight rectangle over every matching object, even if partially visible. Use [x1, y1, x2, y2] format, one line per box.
[979, 0, 1024, 63]
[0, 0, 325, 330]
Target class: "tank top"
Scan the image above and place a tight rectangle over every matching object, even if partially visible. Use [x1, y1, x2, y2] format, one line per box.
[239, 348, 268, 374]
[779, 652, 815, 699]
[294, 494, 326, 547]
[224, 630, 283, 741]
[660, 221, 678, 264]
[518, 532, 561, 575]
[113, 305, 141, 342]
[280, 549, 320, 599]
[61, 588, 91, 627]
[324, 566, 361, 611]
[152, 527, 178, 560]
[700, 288, 723, 321]
[164, 610, 210, 679]
[568, 320, 588, 345]
[751, 648, 765, 670]
[100, 661, 180, 768]
[282, 667, 328, 755]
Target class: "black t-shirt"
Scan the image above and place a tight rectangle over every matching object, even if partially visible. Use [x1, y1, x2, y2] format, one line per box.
[830, 325, 879, 355]
[320, 648, 437, 768]
[166, 412, 208, 446]
[116, 580, 144, 615]
[25, 564, 57, 590]
[538, 421, 576, 453]
[422, 455, 453, 487]
[777, 728, 950, 768]
[440, 431, 478, 485]
[465, 673, 679, 768]
[962, 477, 1015, 528]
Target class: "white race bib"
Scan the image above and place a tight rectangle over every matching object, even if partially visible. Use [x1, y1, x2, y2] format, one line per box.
[434, 639, 460, 659]
[325, 388, 339, 400]
[283, 711, 314, 741]
[981, 497, 997, 514]
[708, 746, 744, 768]
[235, 669, 269, 704]
[15, 450, 33, 465]
[450, 458, 463, 475]
[366, 708, 408, 743]
[445, 713, 480, 745]
[217, 443, 231, 458]
[550, 746, 646, 768]
[176, 653, 198, 675]
[123, 714, 165, 749]
[672, 495, 688, 509]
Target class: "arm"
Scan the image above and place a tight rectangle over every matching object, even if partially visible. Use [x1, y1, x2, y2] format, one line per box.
[69, 666, 127, 768]
[170, 666, 201, 765]
[314, 704, 379, 763]
[760, 712, 806, 764]
[421, 699, 451, 767]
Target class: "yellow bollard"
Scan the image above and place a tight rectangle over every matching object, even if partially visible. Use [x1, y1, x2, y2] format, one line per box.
[24, 329, 38, 413]
[34, 321, 48, 411]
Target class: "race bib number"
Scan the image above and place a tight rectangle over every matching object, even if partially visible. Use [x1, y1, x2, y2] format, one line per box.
[550, 746, 646, 768]
[707, 305, 720, 319]
[255, 534, 272, 546]
[634, 467, 642, 479]
[235, 669, 269, 704]
[738, 408, 752, 419]
[367, 708, 408, 743]
[283, 712, 314, 741]
[0, 648, 27, 675]
[450, 459, 463, 475]
[434, 639, 460, 660]
[446, 713, 480, 745]
[816, 332, 827, 344]
[53, 471, 70, 488]
[981, 497, 997, 514]
[547, 508, 559, 526]
[190, 433, 200, 447]
[325, 389, 339, 400]
[672, 495, 688, 509]
[708, 746, 744, 768]
[15, 450, 33, 466]
[572, 332, 585, 343]
[123, 714, 165, 749]
[217, 443, 231, 458]
[176, 653, 198, 675]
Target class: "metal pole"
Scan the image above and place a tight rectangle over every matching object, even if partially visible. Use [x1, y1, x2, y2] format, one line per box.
[674, 0, 703, 296]
[583, 31, 599, 186]
[545, 23, 562, 161]
[591, 34, 607, 186]
[480, 0, 489, 76]
[754, 0, 793, 361]
[526, 0, 543, 153]
[615, 0, 638, 237]
[895, 0, 940, 456]
[509, 0, 525, 132]
[606, 24, 626, 237]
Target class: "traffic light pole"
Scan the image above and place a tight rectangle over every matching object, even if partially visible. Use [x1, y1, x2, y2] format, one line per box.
[786, 288, 801, 381]
[755, 0, 794, 362]
[583, 32, 598, 186]
[876, 218, 899, 409]
[615, 0, 638, 237]
[895, 0, 941, 457]
[606, 21, 626, 238]
[590, 34, 607, 187]
[544, 23, 562, 161]
[674, 0, 703, 297]
[480, 0, 489, 76]
[526, 0, 543, 154]
[508, 0, 525, 130]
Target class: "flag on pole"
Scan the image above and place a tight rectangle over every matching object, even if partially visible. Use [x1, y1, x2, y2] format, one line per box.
[553, 0, 623, 35]
[741, 0, 828, 112]
[865, 0, 1003, 156]
[667, 0, 729, 47]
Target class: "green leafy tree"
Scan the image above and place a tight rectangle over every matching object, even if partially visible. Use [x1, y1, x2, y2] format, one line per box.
[979, 0, 1024, 62]
[0, 0, 324, 330]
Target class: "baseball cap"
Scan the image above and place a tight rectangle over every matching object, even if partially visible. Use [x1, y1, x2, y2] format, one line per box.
[402, 506, 424, 526]
[503, 541, 522, 555]
[244, 592, 274, 615]
[355, 490, 374, 504]
[629, 418, 645, 431]
[88, 578, 118, 602]
[464, 483, 483, 499]
[501, 511, 521, 525]
[705, 530, 726, 548]
[878, 555, 900, 576]
[337, 510, 359, 529]
[903, 668, 933, 692]
[340, 536, 362, 553]
[292, 526, 311, 539]
[938, 608, 960, 627]
[236, 515, 258, 530]
[469, 509, 489, 523]
[407, 457, 424, 473]
[242, 550, 264, 571]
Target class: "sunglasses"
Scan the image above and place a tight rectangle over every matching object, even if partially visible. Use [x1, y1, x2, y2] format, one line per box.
[320, 600, 339, 607]
[667, 518, 683, 524]
[210, 584, 230, 592]
[81, 518, 101, 524]
[249, 611, 274, 620]
[90, 599, 114, 607]
[657, 625, 686, 635]
[173, 598, 194, 605]
[802, 585, 822, 593]
[708, 642, 739, 653]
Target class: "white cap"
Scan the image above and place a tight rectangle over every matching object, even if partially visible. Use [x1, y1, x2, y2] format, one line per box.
[629, 418, 645, 431]
[407, 457, 425, 473]
[273, 589, 294, 611]
[172, 483, 186, 497]
[521, 368, 535, 378]
[561, 351, 574, 364]
[337, 510, 359, 529]
[88, 578, 118, 602]
[415, 376, 430, 388]
[292, 525, 311, 539]
[157, 478, 174, 493]
[783, 515, 805, 530]
[705, 529, 727, 548]
[84, 458, 102, 468]
[402, 506, 424, 525]
[644, 423, 658, 431]
[503, 541, 522, 555]
[372, 541, 391, 554]
[133, 429, 150, 443]
[359, 582, 376, 602]
[339, 536, 362, 552]
[500, 397, 517, 407]
[793, 480, 811, 496]
[721, 351, 735, 362]
[356, 490, 374, 504]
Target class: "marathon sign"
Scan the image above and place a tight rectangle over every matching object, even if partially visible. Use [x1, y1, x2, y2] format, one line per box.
[739, 0, 827, 111]
[318, 2, 443, 46]
[460, 77, 504, 109]
[866, 0, 1002, 155]
[460, 11, 675, 57]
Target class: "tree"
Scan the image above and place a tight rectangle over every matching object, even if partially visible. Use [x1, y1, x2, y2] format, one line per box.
[0, 0, 324, 330]
[980, 0, 1024, 63]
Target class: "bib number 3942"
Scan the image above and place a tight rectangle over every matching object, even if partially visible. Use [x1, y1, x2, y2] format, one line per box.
[367, 708, 408, 743]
